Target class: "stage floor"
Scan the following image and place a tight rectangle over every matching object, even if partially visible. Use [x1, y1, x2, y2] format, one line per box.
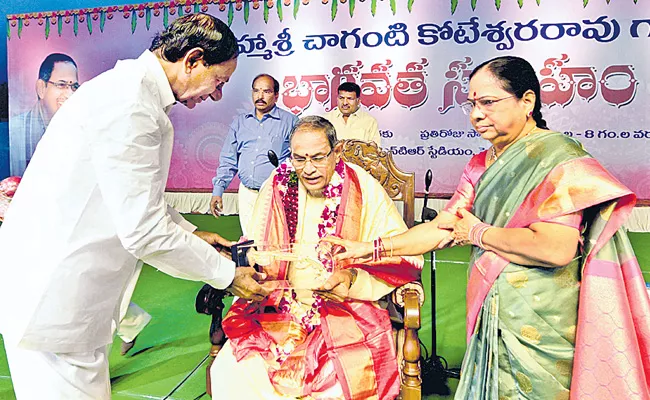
[0, 215, 648, 399]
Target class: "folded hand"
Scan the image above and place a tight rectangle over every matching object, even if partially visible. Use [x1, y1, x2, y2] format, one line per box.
[314, 269, 356, 303]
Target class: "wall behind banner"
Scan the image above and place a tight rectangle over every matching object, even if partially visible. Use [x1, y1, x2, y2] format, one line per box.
[5, 0, 650, 198]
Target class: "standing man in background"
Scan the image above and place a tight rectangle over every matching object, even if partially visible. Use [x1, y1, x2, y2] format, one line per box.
[211, 73, 298, 235]
[9, 53, 79, 176]
[0, 14, 269, 399]
[324, 81, 381, 145]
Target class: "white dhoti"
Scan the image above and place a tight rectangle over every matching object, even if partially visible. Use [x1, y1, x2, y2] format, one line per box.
[5, 344, 110, 400]
[210, 341, 344, 399]
[116, 261, 151, 343]
[237, 182, 259, 237]
[210, 341, 305, 399]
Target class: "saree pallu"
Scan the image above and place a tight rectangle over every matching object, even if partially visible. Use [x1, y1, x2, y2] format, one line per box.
[453, 132, 650, 399]
[223, 163, 421, 400]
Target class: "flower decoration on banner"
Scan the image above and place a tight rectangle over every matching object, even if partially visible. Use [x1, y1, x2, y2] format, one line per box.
[6, 0, 639, 38]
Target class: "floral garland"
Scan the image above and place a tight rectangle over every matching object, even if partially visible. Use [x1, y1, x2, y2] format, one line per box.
[270, 159, 345, 362]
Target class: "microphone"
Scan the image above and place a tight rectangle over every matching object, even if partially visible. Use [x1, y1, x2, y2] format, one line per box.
[267, 150, 279, 167]
[421, 169, 438, 222]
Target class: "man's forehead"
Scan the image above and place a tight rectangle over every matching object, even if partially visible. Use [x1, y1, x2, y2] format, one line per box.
[338, 91, 357, 98]
[50, 62, 78, 80]
[253, 76, 273, 88]
[290, 129, 329, 152]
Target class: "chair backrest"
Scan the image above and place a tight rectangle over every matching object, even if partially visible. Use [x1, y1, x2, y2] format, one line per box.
[340, 139, 415, 228]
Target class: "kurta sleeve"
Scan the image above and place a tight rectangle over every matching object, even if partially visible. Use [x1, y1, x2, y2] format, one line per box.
[90, 95, 235, 289]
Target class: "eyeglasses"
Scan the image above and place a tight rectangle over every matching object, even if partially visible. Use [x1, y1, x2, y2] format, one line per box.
[47, 80, 80, 92]
[460, 95, 516, 115]
[290, 149, 333, 168]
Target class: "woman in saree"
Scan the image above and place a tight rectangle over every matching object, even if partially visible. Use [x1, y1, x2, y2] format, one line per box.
[323, 56, 650, 399]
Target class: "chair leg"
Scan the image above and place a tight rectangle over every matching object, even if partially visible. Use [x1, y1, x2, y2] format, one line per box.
[205, 294, 227, 397]
[401, 290, 421, 400]
[205, 344, 224, 397]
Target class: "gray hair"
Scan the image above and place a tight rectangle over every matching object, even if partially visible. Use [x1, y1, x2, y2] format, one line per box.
[289, 116, 338, 149]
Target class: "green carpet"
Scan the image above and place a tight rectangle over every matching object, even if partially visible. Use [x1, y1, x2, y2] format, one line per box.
[0, 215, 648, 399]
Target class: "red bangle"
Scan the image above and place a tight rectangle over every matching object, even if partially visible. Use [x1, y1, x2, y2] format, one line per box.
[373, 237, 385, 261]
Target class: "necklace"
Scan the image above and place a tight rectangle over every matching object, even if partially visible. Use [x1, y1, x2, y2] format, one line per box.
[489, 125, 538, 163]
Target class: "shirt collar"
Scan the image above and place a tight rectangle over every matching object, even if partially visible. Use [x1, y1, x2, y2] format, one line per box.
[246, 105, 281, 121]
[138, 50, 176, 112]
[334, 107, 360, 118]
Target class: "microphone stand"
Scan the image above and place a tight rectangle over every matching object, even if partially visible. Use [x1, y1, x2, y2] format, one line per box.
[420, 170, 457, 396]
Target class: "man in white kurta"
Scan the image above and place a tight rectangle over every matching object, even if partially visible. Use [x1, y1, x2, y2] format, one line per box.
[0, 14, 269, 399]
[210, 116, 422, 399]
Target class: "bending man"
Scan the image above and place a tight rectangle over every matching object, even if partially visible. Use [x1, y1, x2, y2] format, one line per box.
[0, 14, 269, 399]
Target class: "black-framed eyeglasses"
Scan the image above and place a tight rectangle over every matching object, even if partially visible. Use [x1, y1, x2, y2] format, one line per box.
[47, 80, 80, 92]
[460, 95, 516, 115]
[290, 149, 333, 168]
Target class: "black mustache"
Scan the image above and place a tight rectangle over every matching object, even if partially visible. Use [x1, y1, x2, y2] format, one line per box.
[256, 100, 266, 104]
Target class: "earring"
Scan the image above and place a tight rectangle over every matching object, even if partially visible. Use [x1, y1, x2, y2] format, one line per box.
[528, 110, 533, 117]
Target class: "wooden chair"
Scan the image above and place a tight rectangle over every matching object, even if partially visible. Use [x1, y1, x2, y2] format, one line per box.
[197, 140, 424, 400]
[340, 139, 424, 400]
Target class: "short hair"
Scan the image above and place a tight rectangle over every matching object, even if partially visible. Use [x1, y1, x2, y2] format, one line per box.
[289, 116, 338, 150]
[252, 74, 280, 94]
[149, 13, 239, 67]
[470, 56, 548, 129]
[337, 81, 360, 97]
[38, 53, 77, 82]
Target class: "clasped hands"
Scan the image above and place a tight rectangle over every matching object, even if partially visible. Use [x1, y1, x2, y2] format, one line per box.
[436, 208, 483, 249]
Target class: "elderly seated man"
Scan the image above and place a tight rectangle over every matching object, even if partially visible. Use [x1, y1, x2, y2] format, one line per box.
[210, 116, 423, 399]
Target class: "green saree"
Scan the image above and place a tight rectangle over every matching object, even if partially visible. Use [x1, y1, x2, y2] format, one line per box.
[449, 132, 650, 399]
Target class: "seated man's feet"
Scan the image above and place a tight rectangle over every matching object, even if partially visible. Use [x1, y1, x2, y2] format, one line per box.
[121, 337, 136, 355]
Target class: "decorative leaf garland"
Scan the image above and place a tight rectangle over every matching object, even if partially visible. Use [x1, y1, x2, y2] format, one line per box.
[277, 0, 283, 22]
[5, 0, 640, 38]
[263, 0, 269, 23]
[45, 16, 50, 39]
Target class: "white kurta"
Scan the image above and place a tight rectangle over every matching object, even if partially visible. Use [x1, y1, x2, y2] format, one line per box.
[0, 50, 235, 354]
[115, 207, 197, 343]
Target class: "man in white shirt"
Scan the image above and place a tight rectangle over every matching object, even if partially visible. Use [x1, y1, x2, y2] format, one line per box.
[324, 82, 381, 145]
[0, 13, 269, 399]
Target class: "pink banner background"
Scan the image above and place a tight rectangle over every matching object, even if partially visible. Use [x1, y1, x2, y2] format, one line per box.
[7, 0, 650, 197]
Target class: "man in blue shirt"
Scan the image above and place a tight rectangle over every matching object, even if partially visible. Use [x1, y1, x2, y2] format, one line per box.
[211, 74, 298, 234]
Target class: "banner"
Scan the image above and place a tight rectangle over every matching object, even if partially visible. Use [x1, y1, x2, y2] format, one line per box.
[7, 0, 650, 197]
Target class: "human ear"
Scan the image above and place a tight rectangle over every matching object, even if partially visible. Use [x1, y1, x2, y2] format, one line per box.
[183, 47, 205, 73]
[521, 89, 536, 113]
[36, 79, 47, 100]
